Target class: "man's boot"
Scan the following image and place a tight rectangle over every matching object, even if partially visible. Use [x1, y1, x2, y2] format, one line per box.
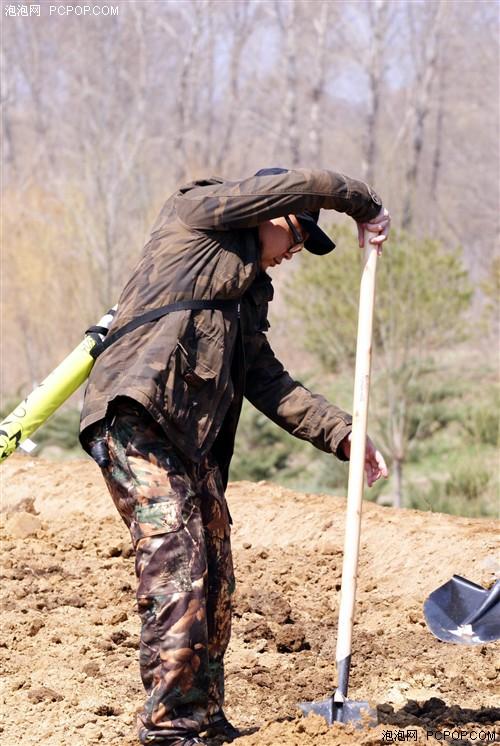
[202, 710, 241, 741]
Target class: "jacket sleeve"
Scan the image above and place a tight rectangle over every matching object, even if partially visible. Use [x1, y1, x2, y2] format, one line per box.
[175, 169, 382, 231]
[244, 331, 352, 460]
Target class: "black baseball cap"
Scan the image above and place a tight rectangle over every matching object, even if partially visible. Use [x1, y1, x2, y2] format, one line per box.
[254, 167, 336, 255]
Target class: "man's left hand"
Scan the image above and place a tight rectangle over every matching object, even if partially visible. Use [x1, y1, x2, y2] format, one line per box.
[340, 433, 389, 487]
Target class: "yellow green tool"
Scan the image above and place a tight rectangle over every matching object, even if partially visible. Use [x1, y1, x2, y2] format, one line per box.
[0, 308, 115, 462]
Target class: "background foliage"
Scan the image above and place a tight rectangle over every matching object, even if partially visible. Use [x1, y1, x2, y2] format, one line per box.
[1, 0, 498, 516]
[285, 226, 474, 506]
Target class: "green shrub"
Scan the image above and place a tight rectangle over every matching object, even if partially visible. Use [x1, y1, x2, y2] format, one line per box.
[464, 404, 500, 447]
[230, 401, 301, 482]
[230, 399, 353, 494]
[444, 464, 491, 501]
[406, 479, 496, 518]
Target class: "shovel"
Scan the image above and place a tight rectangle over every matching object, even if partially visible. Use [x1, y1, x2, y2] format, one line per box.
[300, 230, 380, 727]
[424, 575, 500, 644]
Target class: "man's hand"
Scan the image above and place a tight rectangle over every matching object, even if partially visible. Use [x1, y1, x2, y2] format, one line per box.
[357, 207, 391, 254]
[340, 433, 389, 487]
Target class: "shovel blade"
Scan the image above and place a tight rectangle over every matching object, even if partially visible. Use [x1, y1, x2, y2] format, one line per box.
[299, 698, 377, 728]
[424, 575, 500, 645]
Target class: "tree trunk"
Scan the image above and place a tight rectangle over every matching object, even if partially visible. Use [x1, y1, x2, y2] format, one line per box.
[214, 1, 252, 171]
[275, 0, 300, 166]
[364, 0, 388, 185]
[309, 1, 329, 166]
[402, 1, 444, 231]
[393, 457, 403, 509]
[173, 9, 202, 183]
[430, 54, 446, 234]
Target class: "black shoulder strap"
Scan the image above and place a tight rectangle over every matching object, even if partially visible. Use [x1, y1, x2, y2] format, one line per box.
[89, 299, 239, 360]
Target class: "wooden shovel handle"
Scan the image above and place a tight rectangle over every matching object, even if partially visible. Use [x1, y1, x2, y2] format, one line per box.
[336, 231, 378, 674]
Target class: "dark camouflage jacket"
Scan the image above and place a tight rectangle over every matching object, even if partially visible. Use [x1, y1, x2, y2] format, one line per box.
[80, 168, 382, 484]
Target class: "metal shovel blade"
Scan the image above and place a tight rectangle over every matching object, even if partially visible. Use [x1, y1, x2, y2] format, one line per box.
[299, 690, 377, 728]
[424, 575, 500, 644]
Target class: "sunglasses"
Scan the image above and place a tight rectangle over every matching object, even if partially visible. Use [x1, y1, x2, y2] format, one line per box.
[284, 215, 305, 253]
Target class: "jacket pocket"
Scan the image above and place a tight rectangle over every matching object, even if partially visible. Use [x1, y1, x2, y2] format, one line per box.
[176, 340, 216, 388]
[242, 276, 274, 334]
[165, 337, 219, 446]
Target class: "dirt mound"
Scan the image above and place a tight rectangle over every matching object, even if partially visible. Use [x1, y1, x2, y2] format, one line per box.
[1, 456, 498, 745]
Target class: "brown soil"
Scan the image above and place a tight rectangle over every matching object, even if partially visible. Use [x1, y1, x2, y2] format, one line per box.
[1, 455, 499, 745]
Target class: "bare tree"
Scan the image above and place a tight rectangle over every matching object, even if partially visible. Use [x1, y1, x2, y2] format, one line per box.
[274, 0, 300, 166]
[0, 45, 17, 175]
[213, 1, 257, 171]
[169, 3, 204, 183]
[429, 48, 446, 235]
[308, 1, 331, 166]
[363, 0, 391, 185]
[1, 0, 498, 397]
[401, 0, 445, 230]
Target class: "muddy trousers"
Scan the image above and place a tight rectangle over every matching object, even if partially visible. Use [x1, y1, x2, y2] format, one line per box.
[95, 401, 235, 744]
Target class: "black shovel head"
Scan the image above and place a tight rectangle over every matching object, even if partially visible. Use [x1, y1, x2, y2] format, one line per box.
[424, 575, 500, 644]
[299, 692, 377, 728]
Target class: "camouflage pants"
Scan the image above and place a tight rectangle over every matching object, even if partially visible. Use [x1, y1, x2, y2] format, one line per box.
[94, 400, 235, 744]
